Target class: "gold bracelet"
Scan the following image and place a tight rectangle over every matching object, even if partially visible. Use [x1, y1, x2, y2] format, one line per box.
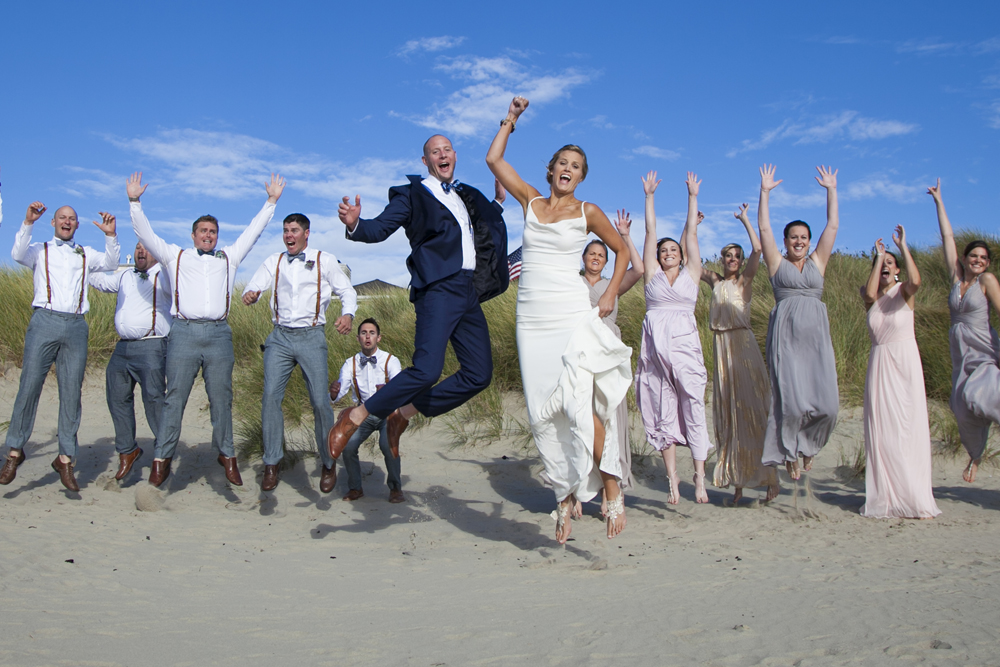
[500, 118, 516, 133]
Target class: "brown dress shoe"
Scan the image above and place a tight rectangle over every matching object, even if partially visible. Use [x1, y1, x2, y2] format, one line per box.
[261, 464, 278, 491]
[388, 488, 406, 504]
[327, 407, 360, 460]
[0, 450, 26, 485]
[386, 410, 410, 458]
[51, 457, 80, 492]
[115, 447, 143, 481]
[217, 455, 243, 486]
[342, 488, 364, 501]
[148, 458, 172, 487]
[320, 464, 337, 493]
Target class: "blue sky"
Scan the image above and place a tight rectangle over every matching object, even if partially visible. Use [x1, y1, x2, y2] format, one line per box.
[1, 2, 998, 286]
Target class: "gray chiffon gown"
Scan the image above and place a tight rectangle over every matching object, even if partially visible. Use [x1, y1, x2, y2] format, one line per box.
[762, 258, 839, 466]
[948, 277, 1000, 460]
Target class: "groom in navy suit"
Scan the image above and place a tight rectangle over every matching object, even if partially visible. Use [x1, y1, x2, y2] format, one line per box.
[328, 135, 508, 486]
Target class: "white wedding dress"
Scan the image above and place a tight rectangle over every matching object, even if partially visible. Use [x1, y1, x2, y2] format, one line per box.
[516, 197, 633, 503]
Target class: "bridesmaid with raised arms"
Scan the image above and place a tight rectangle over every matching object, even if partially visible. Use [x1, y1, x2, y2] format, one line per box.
[860, 226, 941, 518]
[929, 179, 1000, 484]
[700, 203, 780, 503]
[757, 164, 840, 480]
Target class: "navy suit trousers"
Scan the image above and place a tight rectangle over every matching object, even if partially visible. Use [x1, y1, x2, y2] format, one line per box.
[364, 270, 492, 419]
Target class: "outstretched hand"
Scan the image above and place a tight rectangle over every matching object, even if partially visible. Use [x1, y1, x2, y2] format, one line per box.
[686, 172, 701, 197]
[874, 238, 885, 256]
[25, 201, 46, 224]
[494, 178, 506, 205]
[760, 164, 782, 192]
[338, 195, 361, 229]
[508, 96, 529, 120]
[614, 209, 632, 235]
[734, 203, 750, 223]
[641, 170, 661, 195]
[127, 172, 147, 200]
[893, 224, 906, 248]
[815, 165, 837, 190]
[265, 173, 286, 203]
[94, 212, 117, 236]
[927, 178, 942, 202]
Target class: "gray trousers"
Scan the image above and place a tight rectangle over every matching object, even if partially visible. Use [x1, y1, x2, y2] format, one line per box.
[342, 414, 401, 492]
[106, 338, 167, 455]
[155, 319, 235, 459]
[5, 308, 88, 458]
[261, 325, 336, 468]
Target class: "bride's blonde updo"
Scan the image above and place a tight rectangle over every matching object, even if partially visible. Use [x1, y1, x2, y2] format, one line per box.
[546, 145, 589, 184]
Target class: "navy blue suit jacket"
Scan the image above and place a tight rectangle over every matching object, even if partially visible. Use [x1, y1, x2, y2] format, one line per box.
[348, 175, 508, 302]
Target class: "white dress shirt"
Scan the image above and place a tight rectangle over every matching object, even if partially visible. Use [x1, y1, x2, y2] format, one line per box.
[11, 223, 120, 315]
[242, 247, 358, 327]
[334, 348, 402, 404]
[131, 200, 274, 320]
[422, 177, 476, 271]
[89, 264, 173, 339]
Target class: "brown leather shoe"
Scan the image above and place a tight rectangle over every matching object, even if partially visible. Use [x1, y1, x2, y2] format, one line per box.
[115, 447, 143, 481]
[342, 488, 364, 501]
[327, 407, 360, 460]
[51, 457, 80, 492]
[148, 458, 172, 487]
[261, 464, 278, 491]
[320, 464, 337, 493]
[217, 455, 243, 486]
[386, 410, 410, 458]
[388, 488, 406, 504]
[0, 450, 26, 485]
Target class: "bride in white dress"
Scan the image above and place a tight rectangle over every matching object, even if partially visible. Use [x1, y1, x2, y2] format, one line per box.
[487, 96, 633, 543]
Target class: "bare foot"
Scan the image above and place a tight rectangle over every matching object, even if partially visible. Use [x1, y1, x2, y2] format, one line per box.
[694, 472, 709, 503]
[667, 471, 680, 505]
[765, 484, 781, 502]
[555, 498, 574, 544]
[963, 457, 979, 483]
[733, 487, 743, 504]
[606, 492, 626, 539]
[802, 455, 813, 472]
[599, 490, 608, 519]
[572, 499, 583, 519]
[785, 460, 801, 480]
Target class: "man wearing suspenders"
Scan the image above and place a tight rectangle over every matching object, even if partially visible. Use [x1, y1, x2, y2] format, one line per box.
[89, 241, 172, 482]
[330, 318, 404, 502]
[127, 171, 284, 488]
[242, 213, 358, 492]
[0, 201, 120, 491]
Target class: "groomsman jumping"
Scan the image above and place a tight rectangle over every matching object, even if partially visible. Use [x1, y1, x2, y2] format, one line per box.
[242, 213, 357, 492]
[128, 171, 284, 488]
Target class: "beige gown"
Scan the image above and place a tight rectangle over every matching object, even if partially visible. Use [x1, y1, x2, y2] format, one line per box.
[710, 279, 778, 489]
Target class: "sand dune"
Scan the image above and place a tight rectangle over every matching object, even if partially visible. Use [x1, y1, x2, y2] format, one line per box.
[1, 370, 999, 666]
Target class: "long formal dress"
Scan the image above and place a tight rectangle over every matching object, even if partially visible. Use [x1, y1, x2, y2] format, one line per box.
[517, 198, 632, 503]
[948, 277, 1000, 460]
[762, 258, 839, 466]
[862, 283, 941, 518]
[635, 270, 712, 460]
[710, 279, 778, 489]
[585, 276, 633, 490]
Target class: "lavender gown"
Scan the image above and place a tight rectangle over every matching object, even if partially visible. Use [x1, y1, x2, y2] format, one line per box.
[635, 270, 712, 460]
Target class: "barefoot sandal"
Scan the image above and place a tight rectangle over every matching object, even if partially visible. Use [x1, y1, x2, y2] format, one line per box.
[606, 494, 625, 522]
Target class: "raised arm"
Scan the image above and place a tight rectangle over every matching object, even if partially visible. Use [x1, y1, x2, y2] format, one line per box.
[733, 204, 761, 300]
[128, 172, 176, 265]
[586, 203, 629, 318]
[89, 212, 121, 271]
[894, 224, 921, 305]
[12, 202, 46, 266]
[758, 164, 784, 277]
[641, 171, 662, 285]
[613, 209, 644, 294]
[485, 97, 541, 213]
[810, 166, 839, 276]
[927, 179, 961, 283]
[863, 238, 885, 308]
[227, 174, 283, 265]
[89, 270, 122, 293]
[683, 172, 703, 284]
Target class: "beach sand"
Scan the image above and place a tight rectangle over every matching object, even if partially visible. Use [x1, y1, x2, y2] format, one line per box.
[1, 370, 999, 666]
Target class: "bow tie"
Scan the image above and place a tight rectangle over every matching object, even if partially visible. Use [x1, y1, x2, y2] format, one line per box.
[54, 239, 77, 248]
[287, 252, 306, 263]
[441, 179, 460, 194]
[197, 249, 214, 256]
[360, 355, 378, 367]
[133, 269, 149, 280]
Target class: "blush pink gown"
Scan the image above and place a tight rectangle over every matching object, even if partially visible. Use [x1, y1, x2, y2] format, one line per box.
[861, 283, 941, 519]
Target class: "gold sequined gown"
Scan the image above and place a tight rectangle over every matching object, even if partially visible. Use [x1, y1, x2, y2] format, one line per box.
[710, 279, 778, 489]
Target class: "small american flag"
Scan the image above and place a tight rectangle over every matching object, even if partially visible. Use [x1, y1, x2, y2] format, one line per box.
[507, 246, 523, 281]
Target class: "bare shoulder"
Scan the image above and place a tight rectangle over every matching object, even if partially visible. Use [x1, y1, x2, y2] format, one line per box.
[978, 272, 999, 290]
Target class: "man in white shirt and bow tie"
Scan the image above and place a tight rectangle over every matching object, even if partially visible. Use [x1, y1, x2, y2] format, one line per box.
[89, 241, 172, 482]
[330, 318, 404, 502]
[127, 171, 284, 489]
[0, 200, 120, 491]
[241, 213, 358, 492]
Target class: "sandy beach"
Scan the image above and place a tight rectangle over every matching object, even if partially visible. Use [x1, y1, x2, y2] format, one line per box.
[1, 369, 999, 666]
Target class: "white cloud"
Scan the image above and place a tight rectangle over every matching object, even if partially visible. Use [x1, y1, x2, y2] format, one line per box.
[989, 101, 1000, 129]
[974, 37, 1000, 54]
[823, 36, 862, 45]
[397, 36, 466, 57]
[631, 146, 681, 161]
[60, 166, 121, 198]
[398, 54, 592, 137]
[896, 38, 959, 54]
[842, 173, 925, 203]
[727, 111, 918, 156]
